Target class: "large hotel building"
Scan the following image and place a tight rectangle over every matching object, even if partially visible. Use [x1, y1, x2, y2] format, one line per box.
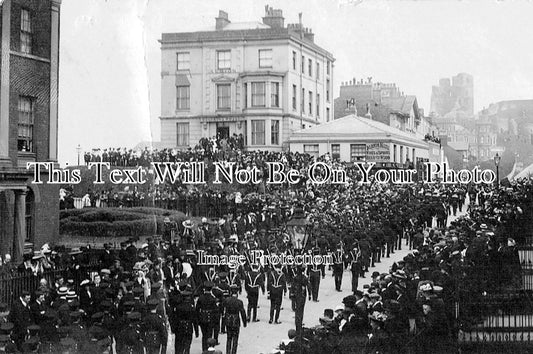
[159, 6, 335, 151]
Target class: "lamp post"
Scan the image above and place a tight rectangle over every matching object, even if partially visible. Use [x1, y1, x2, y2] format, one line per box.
[286, 207, 310, 254]
[76, 144, 81, 166]
[493, 153, 501, 187]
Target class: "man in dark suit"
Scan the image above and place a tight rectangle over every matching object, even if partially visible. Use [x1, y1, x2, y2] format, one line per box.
[100, 243, 115, 269]
[30, 291, 47, 325]
[9, 291, 33, 350]
[221, 284, 247, 354]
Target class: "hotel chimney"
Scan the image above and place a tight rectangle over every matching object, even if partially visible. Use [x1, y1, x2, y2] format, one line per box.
[216, 10, 230, 30]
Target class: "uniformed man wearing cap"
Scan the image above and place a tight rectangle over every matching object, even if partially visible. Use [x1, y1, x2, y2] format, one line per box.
[169, 289, 199, 354]
[196, 281, 219, 351]
[267, 265, 287, 324]
[244, 264, 264, 323]
[228, 267, 242, 294]
[307, 249, 325, 302]
[291, 266, 311, 338]
[348, 245, 362, 294]
[213, 271, 230, 334]
[116, 312, 144, 354]
[332, 248, 344, 292]
[221, 284, 247, 354]
[141, 299, 167, 354]
[67, 311, 86, 352]
[170, 288, 198, 354]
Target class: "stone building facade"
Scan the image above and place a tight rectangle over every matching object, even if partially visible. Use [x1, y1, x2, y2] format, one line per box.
[159, 6, 335, 151]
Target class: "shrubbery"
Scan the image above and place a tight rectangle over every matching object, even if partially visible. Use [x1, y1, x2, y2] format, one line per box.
[59, 207, 188, 237]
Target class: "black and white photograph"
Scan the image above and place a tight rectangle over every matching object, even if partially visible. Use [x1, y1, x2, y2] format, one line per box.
[0, 0, 533, 353]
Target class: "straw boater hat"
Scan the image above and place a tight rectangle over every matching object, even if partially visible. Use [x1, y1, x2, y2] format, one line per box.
[69, 248, 82, 255]
[218, 218, 226, 226]
[32, 251, 44, 260]
[182, 220, 194, 229]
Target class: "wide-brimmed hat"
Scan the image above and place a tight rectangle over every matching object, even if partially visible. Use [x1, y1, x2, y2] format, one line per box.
[32, 251, 44, 260]
[68, 248, 82, 255]
[182, 220, 194, 229]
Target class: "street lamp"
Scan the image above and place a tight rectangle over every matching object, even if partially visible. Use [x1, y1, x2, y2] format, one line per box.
[286, 207, 310, 253]
[76, 144, 81, 166]
[493, 153, 501, 187]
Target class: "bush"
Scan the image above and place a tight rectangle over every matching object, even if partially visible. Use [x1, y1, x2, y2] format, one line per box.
[59, 207, 189, 237]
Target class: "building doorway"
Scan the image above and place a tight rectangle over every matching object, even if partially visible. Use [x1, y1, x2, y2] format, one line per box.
[216, 125, 230, 140]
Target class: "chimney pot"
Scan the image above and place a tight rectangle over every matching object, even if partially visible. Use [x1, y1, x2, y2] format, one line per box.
[263, 5, 284, 28]
[216, 10, 230, 30]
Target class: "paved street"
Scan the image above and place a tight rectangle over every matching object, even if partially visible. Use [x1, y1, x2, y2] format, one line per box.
[167, 243, 412, 354]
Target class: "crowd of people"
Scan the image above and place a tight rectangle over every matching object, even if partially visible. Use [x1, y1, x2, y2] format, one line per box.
[2, 145, 532, 353]
[83, 134, 245, 168]
[423, 134, 441, 144]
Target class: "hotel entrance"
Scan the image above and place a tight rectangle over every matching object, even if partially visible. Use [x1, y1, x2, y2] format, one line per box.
[216, 123, 230, 140]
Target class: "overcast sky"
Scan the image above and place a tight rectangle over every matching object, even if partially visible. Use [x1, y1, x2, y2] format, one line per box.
[58, 0, 533, 164]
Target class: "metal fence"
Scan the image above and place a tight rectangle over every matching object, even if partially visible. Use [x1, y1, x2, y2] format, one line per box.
[0, 258, 102, 306]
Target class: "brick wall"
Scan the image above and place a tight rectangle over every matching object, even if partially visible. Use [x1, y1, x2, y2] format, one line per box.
[8, 56, 51, 165]
[10, 0, 51, 59]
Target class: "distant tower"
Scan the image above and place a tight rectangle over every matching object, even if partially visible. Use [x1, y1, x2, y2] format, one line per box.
[430, 73, 473, 117]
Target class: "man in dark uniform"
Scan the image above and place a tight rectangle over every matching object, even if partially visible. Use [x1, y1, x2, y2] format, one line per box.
[141, 299, 167, 354]
[221, 284, 247, 354]
[307, 249, 325, 302]
[349, 245, 362, 293]
[228, 267, 242, 294]
[170, 289, 198, 354]
[267, 265, 287, 324]
[291, 265, 311, 338]
[196, 282, 219, 351]
[116, 311, 144, 354]
[244, 264, 264, 322]
[213, 272, 230, 334]
[332, 248, 344, 292]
